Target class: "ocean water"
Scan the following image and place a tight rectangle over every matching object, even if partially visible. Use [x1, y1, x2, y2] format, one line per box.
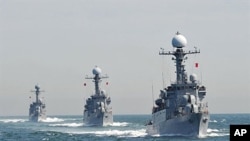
[0, 114, 249, 141]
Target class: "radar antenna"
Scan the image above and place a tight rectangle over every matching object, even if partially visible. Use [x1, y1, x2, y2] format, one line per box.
[159, 32, 200, 84]
[85, 66, 108, 95]
[30, 84, 45, 104]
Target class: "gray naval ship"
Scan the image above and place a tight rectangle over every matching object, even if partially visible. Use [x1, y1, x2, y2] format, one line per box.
[29, 84, 46, 122]
[83, 66, 113, 126]
[146, 32, 209, 137]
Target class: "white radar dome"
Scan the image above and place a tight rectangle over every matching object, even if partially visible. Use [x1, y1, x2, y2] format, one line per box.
[190, 73, 198, 82]
[92, 66, 102, 75]
[172, 32, 187, 48]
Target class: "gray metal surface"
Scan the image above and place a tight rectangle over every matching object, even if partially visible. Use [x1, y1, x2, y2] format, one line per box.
[83, 67, 113, 126]
[146, 32, 209, 137]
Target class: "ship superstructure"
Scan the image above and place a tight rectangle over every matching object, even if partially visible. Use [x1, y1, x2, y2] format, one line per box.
[29, 84, 46, 122]
[83, 66, 113, 126]
[146, 32, 209, 137]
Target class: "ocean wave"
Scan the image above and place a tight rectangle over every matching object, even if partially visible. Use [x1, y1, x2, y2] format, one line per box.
[221, 119, 226, 122]
[207, 128, 229, 137]
[40, 117, 64, 123]
[207, 128, 219, 133]
[68, 129, 147, 137]
[209, 120, 217, 123]
[0, 119, 27, 123]
[49, 123, 83, 127]
[95, 129, 147, 137]
[153, 133, 199, 137]
[207, 132, 229, 137]
[111, 122, 129, 127]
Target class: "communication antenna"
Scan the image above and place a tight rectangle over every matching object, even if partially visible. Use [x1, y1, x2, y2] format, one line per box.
[151, 80, 155, 107]
[160, 47, 166, 88]
[200, 71, 203, 84]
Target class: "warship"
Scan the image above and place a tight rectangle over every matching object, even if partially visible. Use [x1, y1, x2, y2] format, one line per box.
[83, 66, 113, 126]
[29, 84, 46, 122]
[146, 32, 209, 137]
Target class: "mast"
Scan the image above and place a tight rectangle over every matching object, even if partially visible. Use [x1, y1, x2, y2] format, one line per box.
[85, 66, 108, 95]
[159, 32, 200, 84]
[31, 84, 44, 103]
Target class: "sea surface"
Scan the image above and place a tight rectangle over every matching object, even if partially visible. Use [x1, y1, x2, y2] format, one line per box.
[0, 114, 249, 141]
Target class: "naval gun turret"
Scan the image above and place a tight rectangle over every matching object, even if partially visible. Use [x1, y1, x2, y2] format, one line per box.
[146, 32, 209, 137]
[29, 84, 46, 122]
[83, 66, 113, 126]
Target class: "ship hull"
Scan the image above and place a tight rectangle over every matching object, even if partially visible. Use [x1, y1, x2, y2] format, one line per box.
[29, 114, 46, 122]
[29, 104, 46, 122]
[146, 112, 209, 137]
[83, 111, 113, 126]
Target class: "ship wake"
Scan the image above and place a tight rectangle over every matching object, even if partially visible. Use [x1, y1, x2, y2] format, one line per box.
[40, 117, 64, 123]
[67, 129, 147, 137]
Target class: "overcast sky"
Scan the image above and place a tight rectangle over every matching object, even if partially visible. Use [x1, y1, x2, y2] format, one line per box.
[0, 0, 249, 116]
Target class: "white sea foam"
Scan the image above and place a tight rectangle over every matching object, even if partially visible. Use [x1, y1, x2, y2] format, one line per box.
[96, 129, 146, 137]
[0, 119, 27, 123]
[207, 128, 229, 137]
[209, 120, 218, 123]
[49, 123, 83, 127]
[207, 128, 219, 133]
[111, 122, 129, 127]
[40, 117, 64, 123]
[221, 119, 226, 122]
[154, 128, 229, 137]
[68, 129, 147, 137]
[207, 132, 229, 137]
[153, 133, 197, 137]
